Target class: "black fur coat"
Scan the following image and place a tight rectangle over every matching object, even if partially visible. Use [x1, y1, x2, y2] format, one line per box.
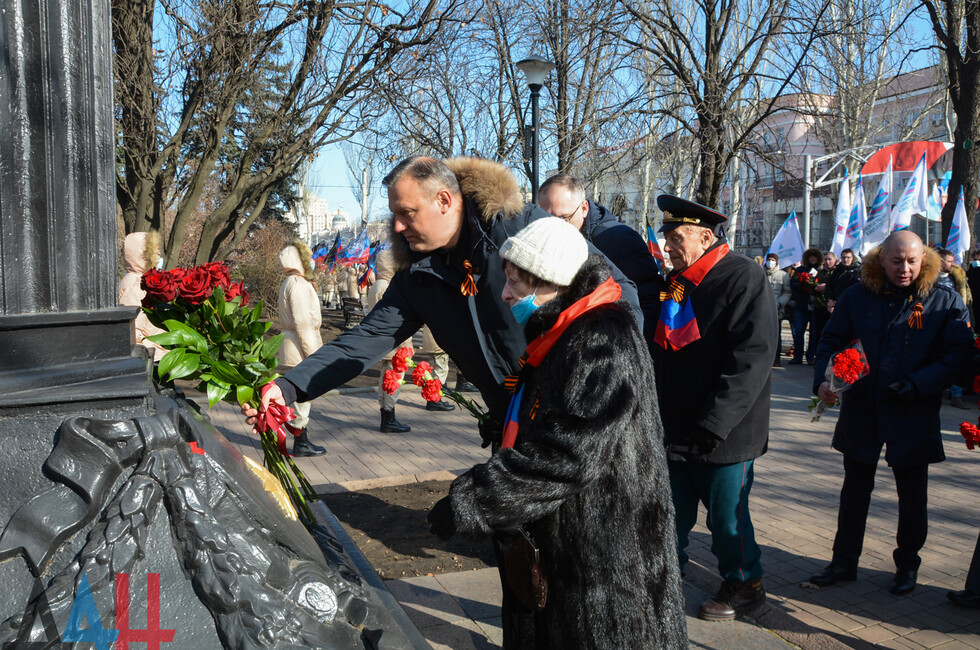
[447, 256, 687, 649]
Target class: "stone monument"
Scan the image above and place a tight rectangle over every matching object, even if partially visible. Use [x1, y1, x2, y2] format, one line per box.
[0, 1, 427, 647]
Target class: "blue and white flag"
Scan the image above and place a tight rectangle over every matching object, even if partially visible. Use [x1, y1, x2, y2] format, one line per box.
[766, 211, 805, 268]
[946, 187, 971, 264]
[843, 174, 866, 253]
[926, 172, 951, 223]
[891, 150, 929, 231]
[831, 170, 850, 256]
[862, 157, 892, 255]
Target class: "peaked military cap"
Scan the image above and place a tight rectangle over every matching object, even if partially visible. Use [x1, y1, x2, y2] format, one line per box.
[657, 195, 728, 234]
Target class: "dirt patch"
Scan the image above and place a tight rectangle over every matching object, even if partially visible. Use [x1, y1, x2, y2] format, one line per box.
[319, 480, 496, 580]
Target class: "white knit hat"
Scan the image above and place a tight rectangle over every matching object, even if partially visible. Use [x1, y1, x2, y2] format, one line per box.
[499, 217, 588, 286]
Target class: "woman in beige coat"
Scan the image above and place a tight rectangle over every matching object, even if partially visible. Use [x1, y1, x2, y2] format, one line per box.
[277, 241, 327, 456]
[117, 231, 167, 362]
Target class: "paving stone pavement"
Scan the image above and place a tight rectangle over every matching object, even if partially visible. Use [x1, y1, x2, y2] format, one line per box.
[201, 354, 980, 649]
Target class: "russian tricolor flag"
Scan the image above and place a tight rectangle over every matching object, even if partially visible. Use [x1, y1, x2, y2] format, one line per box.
[647, 225, 665, 271]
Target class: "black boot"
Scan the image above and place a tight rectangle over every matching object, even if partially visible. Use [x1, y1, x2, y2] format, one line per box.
[380, 408, 410, 433]
[291, 430, 326, 457]
[454, 375, 479, 393]
[426, 398, 455, 412]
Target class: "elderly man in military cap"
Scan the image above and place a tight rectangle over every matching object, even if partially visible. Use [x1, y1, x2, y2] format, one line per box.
[649, 195, 778, 621]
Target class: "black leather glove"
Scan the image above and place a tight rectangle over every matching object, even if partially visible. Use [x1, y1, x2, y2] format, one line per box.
[887, 378, 916, 401]
[692, 426, 722, 455]
[427, 496, 456, 541]
[478, 419, 502, 449]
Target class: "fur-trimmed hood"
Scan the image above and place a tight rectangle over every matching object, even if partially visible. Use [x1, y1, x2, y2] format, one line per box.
[122, 230, 161, 274]
[861, 245, 940, 297]
[279, 239, 314, 281]
[389, 157, 525, 269]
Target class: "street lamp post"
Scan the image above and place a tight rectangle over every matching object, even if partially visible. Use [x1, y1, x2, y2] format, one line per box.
[517, 56, 555, 203]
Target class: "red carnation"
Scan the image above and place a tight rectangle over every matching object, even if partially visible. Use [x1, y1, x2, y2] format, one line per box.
[421, 378, 443, 402]
[141, 269, 177, 305]
[412, 361, 433, 387]
[798, 272, 811, 283]
[382, 369, 403, 395]
[832, 348, 867, 384]
[225, 281, 249, 307]
[177, 266, 213, 305]
[204, 261, 231, 289]
[392, 346, 414, 373]
[960, 422, 980, 450]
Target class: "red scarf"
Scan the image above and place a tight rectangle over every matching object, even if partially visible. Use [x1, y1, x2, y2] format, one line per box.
[501, 277, 622, 449]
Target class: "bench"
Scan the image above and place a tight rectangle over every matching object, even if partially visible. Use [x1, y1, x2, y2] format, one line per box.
[341, 297, 367, 330]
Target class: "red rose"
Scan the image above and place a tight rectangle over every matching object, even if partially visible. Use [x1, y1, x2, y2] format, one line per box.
[382, 369, 403, 395]
[177, 267, 213, 305]
[421, 378, 443, 402]
[411, 361, 433, 386]
[392, 346, 414, 373]
[205, 261, 231, 289]
[141, 269, 177, 305]
[169, 268, 187, 284]
[225, 281, 249, 307]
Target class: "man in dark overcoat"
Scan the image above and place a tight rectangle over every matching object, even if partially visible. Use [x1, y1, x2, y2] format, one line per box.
[648, 195, 777, 621]
[537, 173, 663, 340]
[809, 230, 973, 595]
[244, 156, 642, 440]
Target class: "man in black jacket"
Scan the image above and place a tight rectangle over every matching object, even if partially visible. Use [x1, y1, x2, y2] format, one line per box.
[649, 195, 777, 622]
[809, 231, 973, 596]
[537, 174, 663, 338]
[244, 156, 642, 445]
[827, 248, 861, 313]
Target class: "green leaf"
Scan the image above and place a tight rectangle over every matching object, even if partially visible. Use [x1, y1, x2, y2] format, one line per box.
[146, 331, 187, 348]
[210, 359, 247, 385]
[157, 348, 185, 379]
[236, 385, 254, 407]
[207, 382, 231, 409]
[260, 333, 283, 359]
[162, 319, 209, 354]
[167, 352, 201, 381]
[251, 302, 263, 321]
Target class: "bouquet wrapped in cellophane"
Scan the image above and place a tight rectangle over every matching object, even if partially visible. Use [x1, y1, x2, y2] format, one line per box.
[141, 262, 317, 525]
[808, 339, 870, 422]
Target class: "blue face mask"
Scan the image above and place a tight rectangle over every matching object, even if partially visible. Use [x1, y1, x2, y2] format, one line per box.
[510, 294, 539, 325]
[972, 261, 980, 268]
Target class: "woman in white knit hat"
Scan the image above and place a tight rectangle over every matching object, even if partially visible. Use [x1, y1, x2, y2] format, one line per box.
[425, 218, 686, 649]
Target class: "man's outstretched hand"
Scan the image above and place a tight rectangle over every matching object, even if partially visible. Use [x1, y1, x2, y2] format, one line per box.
[242, 382, 285, 434]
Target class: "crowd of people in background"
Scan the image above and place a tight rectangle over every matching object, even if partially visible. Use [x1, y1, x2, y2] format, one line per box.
[217, 154, 980, 647]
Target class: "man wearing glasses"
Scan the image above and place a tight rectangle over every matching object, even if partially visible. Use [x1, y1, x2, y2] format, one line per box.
[538, 174, 663, 339]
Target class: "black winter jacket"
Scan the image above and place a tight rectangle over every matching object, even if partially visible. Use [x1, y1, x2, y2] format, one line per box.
[827, 262, 862, 302]
[581, 201, 663, 338]
[448, 256, 687, 650]
[649, 242, 777, 463]
[281, 158, 641, 424]
[813, 247, 973, 467]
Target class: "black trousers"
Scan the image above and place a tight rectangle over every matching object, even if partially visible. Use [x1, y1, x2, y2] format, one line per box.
[831, 456, 929, 572]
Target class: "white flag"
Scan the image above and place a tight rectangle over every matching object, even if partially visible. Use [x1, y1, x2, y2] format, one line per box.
[862, 157, 892, 255]
[831, 170, 850, 256]
[892, 150, 929, 231]
[766, 210, 805, 268]
[843, 175, 866, 253]
[946, 187, 971, 264]
[926, 172, 951, 222]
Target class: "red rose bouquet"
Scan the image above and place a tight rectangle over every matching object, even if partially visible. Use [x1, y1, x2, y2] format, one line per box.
[809, 339, 870, 422]
[382, 346, 495, 427]
[141, 262, 316, 524]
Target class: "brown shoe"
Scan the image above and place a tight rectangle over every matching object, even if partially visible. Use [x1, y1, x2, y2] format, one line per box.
[698, 579, 766, 621]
